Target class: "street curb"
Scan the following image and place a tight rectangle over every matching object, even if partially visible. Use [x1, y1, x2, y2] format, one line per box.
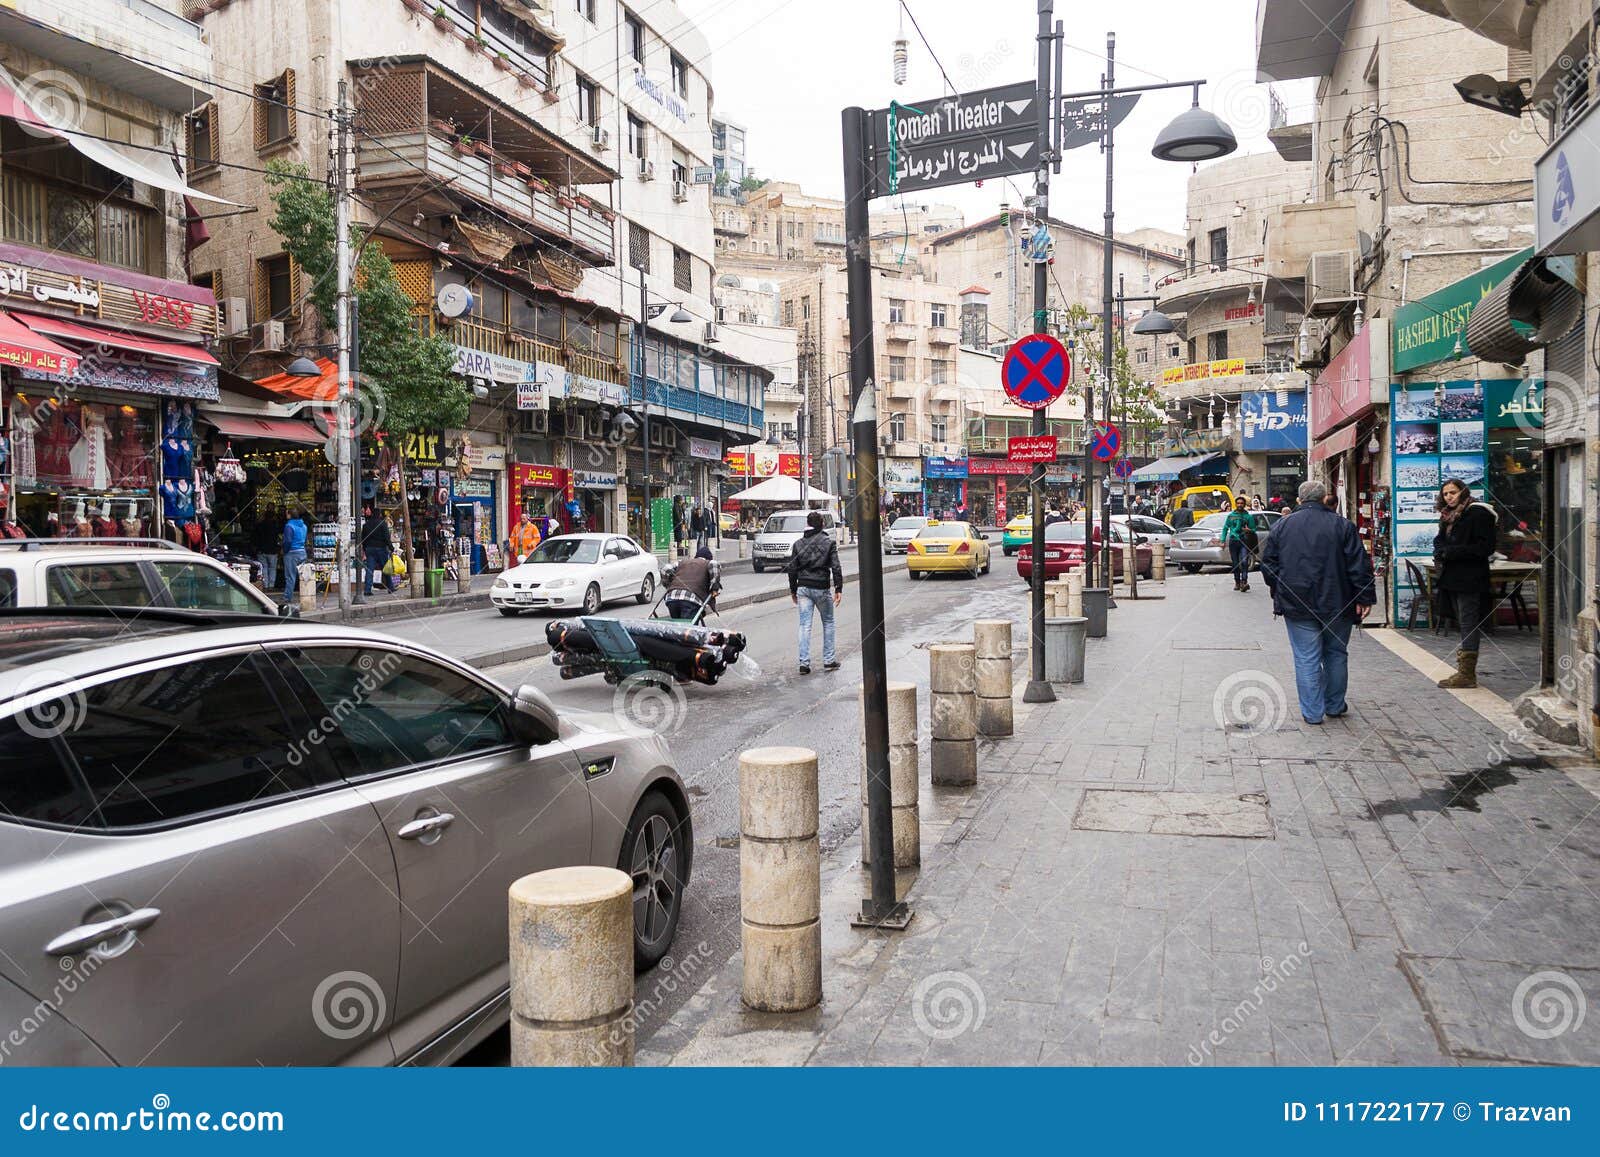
[461, 557, 908, 670]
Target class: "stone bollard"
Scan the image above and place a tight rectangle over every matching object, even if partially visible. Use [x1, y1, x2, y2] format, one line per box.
[297, 562, 317, 613]
[508, 865, 633, 1066]
[1152, 542, 1167, 581]
[738, 536, 749, 559]
[1066, 570, 1084, 619]
[860, 682, 920, 873]
[929, 643, 978, 786]
[1122, 542, 1136, 588]
[973, 619, 1013, 737]
[740, 746, 822, 1012]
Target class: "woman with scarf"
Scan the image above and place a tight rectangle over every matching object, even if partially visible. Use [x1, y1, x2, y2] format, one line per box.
[1433, 477, 1498, 689]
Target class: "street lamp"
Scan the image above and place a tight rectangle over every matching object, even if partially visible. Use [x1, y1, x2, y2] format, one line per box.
[1150, 92, 1239, 162]
[284, 355, 323, 378]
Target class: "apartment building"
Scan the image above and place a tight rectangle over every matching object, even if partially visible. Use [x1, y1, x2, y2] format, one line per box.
[0, 0, 221, 537]
[714, 179, 847, 273]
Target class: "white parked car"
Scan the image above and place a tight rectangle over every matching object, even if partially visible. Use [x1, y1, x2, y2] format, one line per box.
[751, 509, 839, 573]
[492, 533, 660, 616]
[1113, 514, 1178, 550]
[883, 515, 933, 554]
[0, 538, 280, 614]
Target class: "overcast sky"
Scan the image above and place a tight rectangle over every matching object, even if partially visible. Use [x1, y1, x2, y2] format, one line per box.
[680, 0, 1313, 236]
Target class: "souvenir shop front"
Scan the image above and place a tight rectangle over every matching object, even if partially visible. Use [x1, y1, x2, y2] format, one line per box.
[509, 461, 569, 536]
[446, 430, 506, 574]
[922, 455, 968, 518]
[965, 458, 1029, 526]
[1, 321, 220, 541]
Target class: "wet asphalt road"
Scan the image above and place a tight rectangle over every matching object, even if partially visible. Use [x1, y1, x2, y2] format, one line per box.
[455, 560, 1027, 1061]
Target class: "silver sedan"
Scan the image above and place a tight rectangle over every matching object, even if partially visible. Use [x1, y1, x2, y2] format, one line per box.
[0, 610, 692, 1066]
[1168, 511, 1282, 573]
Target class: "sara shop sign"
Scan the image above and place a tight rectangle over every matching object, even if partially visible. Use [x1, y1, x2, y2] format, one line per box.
[0, 254, 219, 336]
[1391, 249, 1530, 373]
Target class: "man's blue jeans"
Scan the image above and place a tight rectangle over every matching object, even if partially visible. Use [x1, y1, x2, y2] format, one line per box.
[1283, 616, 1352, 722]
[282, 548, 308, 603]
[796, 586, 836, 666]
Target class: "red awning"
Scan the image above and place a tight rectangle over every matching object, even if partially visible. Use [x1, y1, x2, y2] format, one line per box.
[203, 413, 328, 445]
[1309, 422, 1361, 466]
[253, 357, 339, 403]
[0, 310, 79, 375]
[12, 312, 218, 366]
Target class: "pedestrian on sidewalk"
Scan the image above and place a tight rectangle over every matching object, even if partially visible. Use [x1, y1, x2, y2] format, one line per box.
[788, 510, 843, 675]
[1222, 496, 1257, 592]
[251, 512, 280, 590]
[360, 506, 394, 596]
[281, 507, 309, 606]
[1433, 477, 1498, 689]
[1258, 480, 1375, 725]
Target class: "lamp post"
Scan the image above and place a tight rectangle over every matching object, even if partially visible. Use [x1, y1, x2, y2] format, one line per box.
[1064, 35, 1237, 589]
[636, 268, 691, 552]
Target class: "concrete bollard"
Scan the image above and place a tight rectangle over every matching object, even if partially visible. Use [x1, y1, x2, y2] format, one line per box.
[508, 865, 633, 1066]
[929, 643, 978, 786]
[1066, 570, 1084, 619]
[860, 682, 920, 872]
[1152, 542, 1167, 581]
[973, 619, 1013, 737]
[1122, 542, 1136, 588]
[740, 746, 822, 1012]
[297, 562, 317, 613]
[738, 536, 748, 559]
[1046, 616, 1088, 683]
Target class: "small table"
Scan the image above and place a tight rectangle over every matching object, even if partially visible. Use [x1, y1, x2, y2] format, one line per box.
[1416, 559, 1540, 632]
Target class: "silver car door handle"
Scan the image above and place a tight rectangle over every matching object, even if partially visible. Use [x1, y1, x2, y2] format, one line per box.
[45, 907, 162, 957]
[396, 812, 456, 840]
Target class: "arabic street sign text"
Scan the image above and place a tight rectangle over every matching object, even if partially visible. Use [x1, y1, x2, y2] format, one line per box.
[1008, 434, 1058, 463]
[869, 81, 1040, 196]
[1058, 94, 1139, 151]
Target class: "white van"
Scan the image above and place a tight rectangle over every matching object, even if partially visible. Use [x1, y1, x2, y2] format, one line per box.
[751, 509, 839, 573]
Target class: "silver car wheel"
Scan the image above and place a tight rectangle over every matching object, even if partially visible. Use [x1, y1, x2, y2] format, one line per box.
[630, 811, 679, 956]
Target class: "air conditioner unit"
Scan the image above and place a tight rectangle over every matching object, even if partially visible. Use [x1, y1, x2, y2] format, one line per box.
[672, 179, 689, 202]
[639, 158, 656, 181]
[919, 442, 934, 455]
[1306, 251, 1357, 317]
[702, 321, 718, 344]
[1295, 319, 1330, 370]
[591, 125, 610, 151]
[659, 426, 677, 450]
[221, 296, 249, 337]
[255, 319, 286, 352]
[522, 408, 550, 434]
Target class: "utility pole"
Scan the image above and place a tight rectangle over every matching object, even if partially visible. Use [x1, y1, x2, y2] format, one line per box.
[638, 267, 653, 552]
[333, 79, 353, 614]
[1022, 0, 1057, 704]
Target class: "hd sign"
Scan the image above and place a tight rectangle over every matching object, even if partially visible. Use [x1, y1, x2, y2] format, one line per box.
[1240, 391, 1308, 452]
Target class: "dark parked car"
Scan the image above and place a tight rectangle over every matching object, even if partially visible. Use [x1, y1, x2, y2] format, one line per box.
[1017, 521, 1152, 583]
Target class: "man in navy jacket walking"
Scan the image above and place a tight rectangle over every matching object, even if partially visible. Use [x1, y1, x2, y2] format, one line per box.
[1258, 480, 1376, 724]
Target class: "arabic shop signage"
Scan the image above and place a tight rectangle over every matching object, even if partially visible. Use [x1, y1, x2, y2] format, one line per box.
[1487, 376, 1544, 428]
[573, 470, 619, 489]
[1391, 249, 1530, 373]
[967, 457, 1030, 475]
[1240, 390, 1308, 452]
[1160, 358, 1246, 386]
[0, 255, 219, 337]
[923, 455, 969, 479]
[513, 463, 563, 488]
[452, 345, 537, 386]
[567, 373, 629, 406]
[1153, 428, 1232, 456]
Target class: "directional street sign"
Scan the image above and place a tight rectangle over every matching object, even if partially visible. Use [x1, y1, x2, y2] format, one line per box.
[869, 80, 1041, 196]
[1090, 422, 1122, 462]
[1058, 93, 1140, 151]
[1113, 457, 1133, 479]
[1002, 333, 1070, 410]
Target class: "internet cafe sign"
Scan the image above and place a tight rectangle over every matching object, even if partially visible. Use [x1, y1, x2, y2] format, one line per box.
[1391, 249, 1529, 373]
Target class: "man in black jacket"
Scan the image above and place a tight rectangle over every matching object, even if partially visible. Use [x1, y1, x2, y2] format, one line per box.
[787, 510, 844, 674]
[1259, 480, 1376, 725]
[360, 507, 394, 595]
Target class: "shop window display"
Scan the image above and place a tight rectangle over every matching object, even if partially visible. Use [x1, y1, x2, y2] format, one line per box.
[7, 395, 156, 537]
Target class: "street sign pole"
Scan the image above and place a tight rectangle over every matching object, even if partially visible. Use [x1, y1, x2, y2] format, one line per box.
[842, 105, 907, 930]
[1023, 0, 1056, 705]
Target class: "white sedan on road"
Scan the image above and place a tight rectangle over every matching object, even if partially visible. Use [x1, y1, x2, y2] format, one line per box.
[491, 533, 660, 616]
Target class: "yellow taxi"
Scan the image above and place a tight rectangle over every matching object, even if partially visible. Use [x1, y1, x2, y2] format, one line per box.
[1001, 513, 1032, 556]
[907, 521, 992, 579]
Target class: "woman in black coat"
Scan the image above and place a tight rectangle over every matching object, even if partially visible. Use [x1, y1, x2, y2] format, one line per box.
[1433, 477, 1498, 688]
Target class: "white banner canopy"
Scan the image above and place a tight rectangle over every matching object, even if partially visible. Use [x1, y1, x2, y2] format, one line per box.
[726, 475, 836, 504]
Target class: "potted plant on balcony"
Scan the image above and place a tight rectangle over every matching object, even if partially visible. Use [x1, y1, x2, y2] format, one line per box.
[493, 50, 511, 71]
[540, 82, 559, 105]
[431, 4, 451, 30]
[428, 116, 456, 140]
[452, 133, 475, 156]
[515, 70, 539, 91]
[403, 0, 431, 14]
[494, 154, 517, 178]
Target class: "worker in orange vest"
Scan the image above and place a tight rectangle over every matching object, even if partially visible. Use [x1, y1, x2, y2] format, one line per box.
[510, 509, 543, 565]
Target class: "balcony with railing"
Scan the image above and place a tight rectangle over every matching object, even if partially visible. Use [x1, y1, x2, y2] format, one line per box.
[926, 326, 959, 346]
[1154, 255, 1270, 314]
[351, 61, 616, 265]
[415, 312, 625, 383]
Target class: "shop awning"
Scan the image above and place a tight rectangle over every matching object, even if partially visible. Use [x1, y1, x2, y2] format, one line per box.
[1464, 257, 1582, 367]
[13, 312, 218, 366]
[0, 310, 80, 375]
[0, 63, 234, 205]
[726, 476, 836, 504]
[202, 413, 327, 445]
[1309, 422, 1361, 466]
[252, 358, 338, 403]
[1129, 452, 1223, 482]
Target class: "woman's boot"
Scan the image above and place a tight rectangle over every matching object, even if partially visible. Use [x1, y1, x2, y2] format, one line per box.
[1437, 649, 1479, 689]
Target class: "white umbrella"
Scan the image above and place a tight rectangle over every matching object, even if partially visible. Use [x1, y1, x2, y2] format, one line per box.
[726, 476, 836, 504]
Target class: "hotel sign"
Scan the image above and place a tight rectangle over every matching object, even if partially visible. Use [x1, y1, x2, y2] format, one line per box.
[1391, 249, 1529, 373]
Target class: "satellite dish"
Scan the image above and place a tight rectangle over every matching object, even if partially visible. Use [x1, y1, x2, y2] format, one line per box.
[436, 283, 474, 318]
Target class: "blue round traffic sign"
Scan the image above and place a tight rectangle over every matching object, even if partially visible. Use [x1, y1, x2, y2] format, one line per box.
[1002, 333, 1070, 410]
[1113, 457, 1133, 479]
[1090, 422, 1121, 462]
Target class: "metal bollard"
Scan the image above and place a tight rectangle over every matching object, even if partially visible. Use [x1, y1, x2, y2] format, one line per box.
[1066, 570, 1084, 619]
[1082, 588, 1109, 638]
[860, 682, 919, 872]
[973, 619, 1013, 737]
[740, 746, 822, 1012]
[508, 866, 633, 1066]
[1152, 542, 1167, 581]
[929, 643, 978, 786]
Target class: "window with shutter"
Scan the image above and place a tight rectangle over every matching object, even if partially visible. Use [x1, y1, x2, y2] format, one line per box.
[254, 70, 296, 152]
[256, 254, 298, 322]
[188, 104, 219, 173]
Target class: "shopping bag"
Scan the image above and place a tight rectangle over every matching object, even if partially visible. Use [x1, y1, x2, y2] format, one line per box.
[384, 553, 407, 578]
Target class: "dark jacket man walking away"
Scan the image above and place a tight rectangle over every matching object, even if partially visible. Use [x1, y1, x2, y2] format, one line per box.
[360, 508, 394, 595]
[787, 510, 843, 674]
[1433, 477, 1498, 689]
[1259, 480, 1376, 724]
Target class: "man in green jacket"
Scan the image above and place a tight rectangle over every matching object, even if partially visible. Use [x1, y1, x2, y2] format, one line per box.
[1222, 496, 1256, 592]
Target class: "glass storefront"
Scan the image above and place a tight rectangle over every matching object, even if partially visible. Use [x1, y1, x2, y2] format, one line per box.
[6, 390, 157, 536]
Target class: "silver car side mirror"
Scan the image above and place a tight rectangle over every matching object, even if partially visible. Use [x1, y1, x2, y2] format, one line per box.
[511, 683, 559, 744]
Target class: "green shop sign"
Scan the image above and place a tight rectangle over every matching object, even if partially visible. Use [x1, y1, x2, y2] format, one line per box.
[1391, 248, 1530, 374]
